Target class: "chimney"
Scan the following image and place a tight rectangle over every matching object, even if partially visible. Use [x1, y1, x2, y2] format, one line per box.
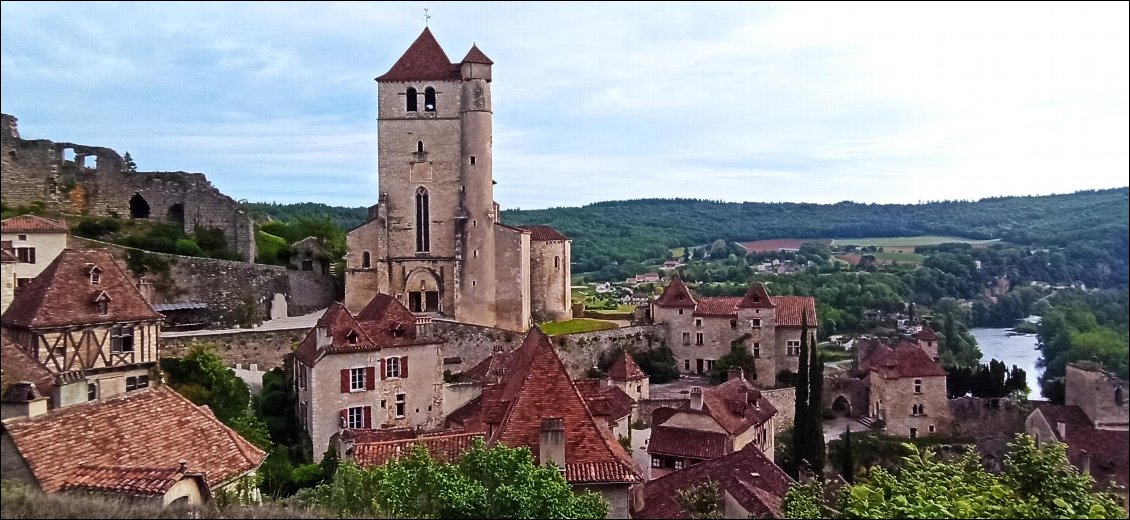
[415, 315, 433, 339]
[1057, 420, 1066, 440]
[178, 460, 189, 473]
[728, 367, 744, 382]
[1079, 450, 1091, 475]
[539, 418, 566, 471]
[690, 387, 704, 411]
[315, 325, 331, 349]
[1, 382, 49, 420]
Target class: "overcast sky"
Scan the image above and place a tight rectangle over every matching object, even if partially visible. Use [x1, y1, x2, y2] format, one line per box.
[2, 2, 1127, 210]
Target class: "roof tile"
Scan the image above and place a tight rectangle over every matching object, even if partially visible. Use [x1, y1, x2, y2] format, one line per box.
[1, 214, 68, 233]
[868, 341, 947, 378]
[516, 225, 569, 242]
[607, 351, 647, 381]
[648, 426, 728, 460]
[376, 28, 460, 82]
[655, 276, 697, 307]
[637, 444, 793, 519]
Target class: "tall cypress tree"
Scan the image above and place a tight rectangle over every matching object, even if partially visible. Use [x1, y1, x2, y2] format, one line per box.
[808, 326, 825, 477]
[842, 425, 855, 483]
[791, 312, 811, 479]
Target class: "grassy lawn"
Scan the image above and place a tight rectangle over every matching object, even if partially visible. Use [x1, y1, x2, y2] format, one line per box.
[874, 251, 925, 264]
[832, 235, 1000, 247]
[539, 318, 619, 336]
[588, 305, 637, 314]
[669, 247, 685, 258]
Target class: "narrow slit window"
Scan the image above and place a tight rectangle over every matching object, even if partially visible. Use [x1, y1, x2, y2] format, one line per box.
[415, 187, 430, 252]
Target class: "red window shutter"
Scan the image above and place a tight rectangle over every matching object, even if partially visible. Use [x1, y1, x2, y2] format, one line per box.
[339, 409, 348, 429]
[380, 358, 386, 380]
[340, 368, 349, 393]
[401, 356, 409, 378]
[363, 406, 372, 429]
[366, 366, 376, 390]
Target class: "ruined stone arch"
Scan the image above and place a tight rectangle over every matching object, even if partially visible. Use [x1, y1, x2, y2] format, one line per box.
[129, 193, 150, 219]
[404, 267, 442, 313]
[167, 203, 185, 223]
[832, 394, 852, 417]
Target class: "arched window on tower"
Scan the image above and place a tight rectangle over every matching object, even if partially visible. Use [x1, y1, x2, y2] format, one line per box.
[415, 187, 430, 253]
[406, 87, 418, 112]
[417, 141, 424, 154]
[424, 87, 436, 112]
[361, 251, 371, 269]
[554, 256, 560, 269]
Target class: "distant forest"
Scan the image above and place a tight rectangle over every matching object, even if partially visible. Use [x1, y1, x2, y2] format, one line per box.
[247, 187, 1128, 278]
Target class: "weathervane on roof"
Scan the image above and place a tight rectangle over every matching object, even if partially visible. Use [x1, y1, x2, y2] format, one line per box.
[423, 8, 431, 27]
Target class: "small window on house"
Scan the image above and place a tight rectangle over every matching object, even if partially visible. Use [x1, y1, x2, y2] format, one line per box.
[909, 427, 918, 439]
[554, 256, 560, 269]
[472, 280, 476, 287]
[301, 260, 314, 271]
[674, 460, 684, 470]
[914, 378, 923, 394]
[682, 332, 691, 346]
[929, 425, 936, 433]
[90, 267, 101, 285]
[406, 87, 418, 112]
[87, 383, 97, 401]
[750, 318, 761, 328]
[695, 332, 703, 346]
[137, 375, 149, 389]
[361, 251, 371, 268]
[730, 319, 737, 329]
[474, 249, 478, 258]
[350, 367, 366, 391]
[395, 393, 407, 417]
[753, 343, 761, 358]
[424, 87, 436, 112]
[470, 156, 476, 165]
[417, 140, 424, 154]
[786, 340, 800, 356]
[695, 318, 702, 328]
[651, 457, 661, 468]
[16, 278, 32, 288]
[17, 234, 27, 241]
[348, 406, 364, 429]
[110, 327, 134, 353]
[684, 359, 691, 371]
[15, 247, 35, 264]
[386, 357, 401, 378]
[97, 299, 109, 315]
[126, 376, 138, 392]
[678, 309, 684, 315]
[346, 330, 359, 344]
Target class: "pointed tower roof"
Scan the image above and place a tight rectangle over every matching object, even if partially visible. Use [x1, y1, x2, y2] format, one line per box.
[654, 275, 697, 307]
[461, 44, 493, 65]
[608, 351, 647, 381]
[917, 323, 938, 341]
[376, 27, 459, 82]
[737, 282, 776, 309]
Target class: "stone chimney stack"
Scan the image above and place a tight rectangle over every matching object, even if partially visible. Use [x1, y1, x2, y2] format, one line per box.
[1, 382, 49, 420]
[1079, 450, 1091, 474]
[690, 387, 704, 411]
[539, 418, 566, 471]
[728, 367, 744, 382]
[1057, 420, 1066, 440]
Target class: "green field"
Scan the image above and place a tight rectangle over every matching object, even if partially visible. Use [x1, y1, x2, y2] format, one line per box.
[669, 247, 686, 258]
[874, 251, 925, 264]
[539, 318, 619, 336]
[588, 305, 637, 314]
[832, 236, 1000, 247]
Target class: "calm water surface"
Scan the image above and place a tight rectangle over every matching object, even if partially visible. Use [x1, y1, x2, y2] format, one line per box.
[971, 322, 1043, 399]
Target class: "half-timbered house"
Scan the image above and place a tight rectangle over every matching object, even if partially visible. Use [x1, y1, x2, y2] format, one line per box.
[1, 249, 163, 403]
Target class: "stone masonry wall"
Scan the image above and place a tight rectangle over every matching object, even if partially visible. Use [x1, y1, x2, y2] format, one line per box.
[947, 396, 1032, 439]
[68, 236, 334, 327]
[1, 114, 256, 261]
[762, 387, 796, 434]
[161, 328, 308, 371]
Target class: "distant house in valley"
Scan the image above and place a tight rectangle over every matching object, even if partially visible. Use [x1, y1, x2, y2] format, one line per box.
[0, 385, 266, 507]
[290, 236, 332, 275]
[635, 443, 794, 518]
[1, 214, 69, 295]
[1, 249, 164, 408]
[849, 327, 949, 439]
[648, 369, 776, 478]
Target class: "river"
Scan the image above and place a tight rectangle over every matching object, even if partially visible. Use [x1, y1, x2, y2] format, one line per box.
[970, 321, 1044, 399]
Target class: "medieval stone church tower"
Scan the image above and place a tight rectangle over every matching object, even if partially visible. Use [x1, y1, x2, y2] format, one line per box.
[345, 28, 571, 331]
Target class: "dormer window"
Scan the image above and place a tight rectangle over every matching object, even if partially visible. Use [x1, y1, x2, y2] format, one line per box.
[89, 266, 102, 285]
[346, 330, 359, 344]
[94, 291, 111, 315]
[390, 323, 405, 338]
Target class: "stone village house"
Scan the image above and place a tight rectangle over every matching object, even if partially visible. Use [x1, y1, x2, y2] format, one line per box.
[651, 276, 817, 387]
[1, 214, 69, 313]
[851, 326, 950, 438]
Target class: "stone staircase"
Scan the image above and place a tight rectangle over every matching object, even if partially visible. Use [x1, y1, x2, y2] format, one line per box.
[857, 416, 878, 429]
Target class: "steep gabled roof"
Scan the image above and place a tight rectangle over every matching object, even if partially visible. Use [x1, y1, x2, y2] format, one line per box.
[475, 328, 642, 485]
[868, 341, 947, 379]
[574, 379, 635, 420]
[460, 44, 494, 65]
[1, 333, 56, 398]
[376, 28, 460, 82]
[771, 296, 816, 327]
[293, 303, 380, 366]
[355, 293, 421, 346]
[516, 225, 569, 242]
[1, 214, 68, 233]
[607, 351, 647, 381]
[464, 350, 513, 383]
[917, 323, 938, 341]
[655, 275, 697, 307]
[1, 249, 163, 329]
[698, 378, 777, 436]
[2, 386, 265, 492]
[637, 444, 793, 519]
[737, 283, 775, 309]
[1034, 405, 1129, 493]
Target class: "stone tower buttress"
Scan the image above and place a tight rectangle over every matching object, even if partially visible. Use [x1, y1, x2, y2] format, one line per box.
[456, 57, 497, 323]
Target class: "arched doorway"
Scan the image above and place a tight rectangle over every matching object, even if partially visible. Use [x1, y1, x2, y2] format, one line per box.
[832, 395, 852, 417]
[129, 193, 150, 219]
[167, 203, 185, 223]
[404, 268, 441, 313]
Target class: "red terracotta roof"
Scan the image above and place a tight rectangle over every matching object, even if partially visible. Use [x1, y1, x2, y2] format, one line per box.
[868, 342, 947, 379]
[771, 296, 816, 327]
[648, 426, 728, 460]
[0, 334, 56, 399]
[376, 28, 460, 82]
[516, 225, 569, 242]
[295, 295, 438, 367]
[355, 293, 421, 346]
[574, 379, 635, 420]
[1, 249, 163, 329]
[461, 44, 494, 65]
[655, 276, 697, 307]
[62, 463, 208, 499]
[699, 378, 777, 436]
[2, 386, 265, 492]
[1035, 405, 1129, 491]
[917, 323, 938, 341]
[1, 214, 68, 233]
[355, 432, 483, 468]
[445, 394, 485, 432]
[468, 327, 642, 484]
[637, 444, 793, 519]
[464, 350, 513, 383]
[607, 351, 647, 381]
[693, 297, 743, 317]
[737, 283, 775, 309]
